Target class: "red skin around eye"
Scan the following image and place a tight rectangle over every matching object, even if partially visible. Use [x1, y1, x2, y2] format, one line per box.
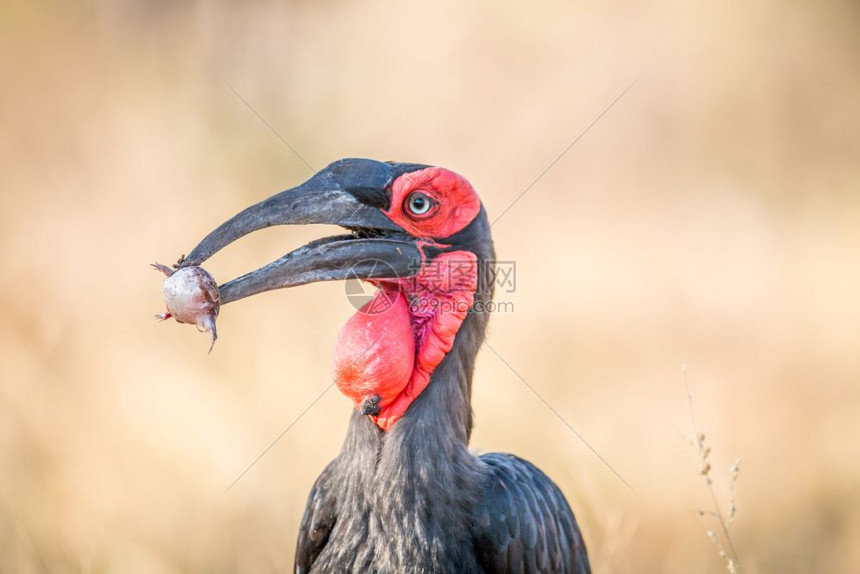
[384, 167, 482, 238]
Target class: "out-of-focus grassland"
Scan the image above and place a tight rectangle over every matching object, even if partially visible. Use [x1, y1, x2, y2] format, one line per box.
[1, 1, 859, 572]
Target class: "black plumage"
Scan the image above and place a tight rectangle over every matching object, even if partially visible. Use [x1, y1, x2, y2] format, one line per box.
[295, 206, 590, 573]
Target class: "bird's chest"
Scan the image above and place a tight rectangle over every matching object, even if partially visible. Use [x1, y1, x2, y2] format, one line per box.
[311, 474, 482, 574]
[312, 513, 481, 574]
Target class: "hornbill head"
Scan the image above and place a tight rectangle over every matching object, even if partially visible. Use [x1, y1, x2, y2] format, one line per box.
[181, 158, 494, 430]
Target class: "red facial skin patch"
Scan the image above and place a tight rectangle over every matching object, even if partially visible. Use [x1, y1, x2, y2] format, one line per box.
[384, 167, 482, 239]
[332, 251, 478, 431]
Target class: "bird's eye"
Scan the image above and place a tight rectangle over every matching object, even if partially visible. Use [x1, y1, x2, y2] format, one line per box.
[405, 192, 435, 216]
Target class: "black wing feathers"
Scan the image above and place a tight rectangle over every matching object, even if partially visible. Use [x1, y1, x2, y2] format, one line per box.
[474, 453, 590, 574]
[294, 468, 337, 574]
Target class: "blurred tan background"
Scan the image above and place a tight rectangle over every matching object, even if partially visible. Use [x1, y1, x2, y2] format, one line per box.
[2, 0, 859, 572]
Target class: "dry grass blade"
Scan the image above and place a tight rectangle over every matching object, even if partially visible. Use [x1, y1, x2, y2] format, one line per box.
[684, 365, 744, 574]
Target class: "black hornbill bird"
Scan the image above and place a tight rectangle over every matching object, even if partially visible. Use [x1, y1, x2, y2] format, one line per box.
[180, 159, 590, 573]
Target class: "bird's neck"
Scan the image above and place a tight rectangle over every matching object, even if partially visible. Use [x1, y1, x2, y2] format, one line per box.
[330, 248, 494, 547]
[329, 336, 487, 570]
[337, 314, 487, 515]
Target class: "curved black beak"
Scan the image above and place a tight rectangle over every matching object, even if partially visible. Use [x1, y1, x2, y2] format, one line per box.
[179, 159, 423, 305]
